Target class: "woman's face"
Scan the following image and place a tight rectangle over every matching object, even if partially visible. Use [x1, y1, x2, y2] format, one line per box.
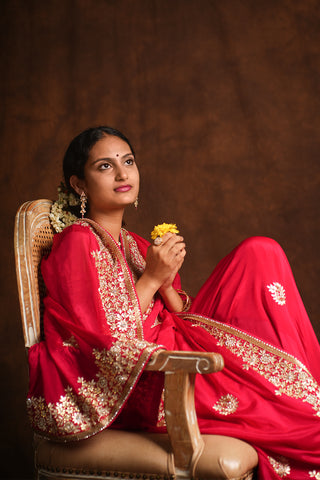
[78, 134, 139, 214]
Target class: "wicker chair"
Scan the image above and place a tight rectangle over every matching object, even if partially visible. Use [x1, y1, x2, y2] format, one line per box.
[14, 199, 258, 480]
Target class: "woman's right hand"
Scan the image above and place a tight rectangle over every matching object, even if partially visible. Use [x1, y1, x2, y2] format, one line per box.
[143, 232, 186, 290]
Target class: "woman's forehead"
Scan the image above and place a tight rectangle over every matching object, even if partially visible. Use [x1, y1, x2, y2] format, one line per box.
[89, 134, 132, 158]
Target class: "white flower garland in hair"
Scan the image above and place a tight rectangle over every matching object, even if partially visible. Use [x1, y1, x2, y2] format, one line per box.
[49, 183, 80, 233]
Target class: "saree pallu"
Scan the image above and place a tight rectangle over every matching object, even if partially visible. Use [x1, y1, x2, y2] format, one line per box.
[27, 222, 165, 440]
[27, 222, 320, 478]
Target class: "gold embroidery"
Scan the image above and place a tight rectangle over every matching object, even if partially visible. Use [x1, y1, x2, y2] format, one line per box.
[28, 222, 161, 439]
[89, 225, 154, 334]
[156, 389, 166, 427]
[151, 316, 162, 328]
[62, 336, 79, 348]
[82, 220, 144, 336]
[212, 394, 239, 415]
[123, 230, 155, 322]
[123, 230, 146, 277]
[309, 471, 320, 479]
[27, 341, 157, 438]
[91, 248, 142, 342]
[267, 282, 286, 306]
[268, 456, 290, 477]
[184, 314, 320, 417]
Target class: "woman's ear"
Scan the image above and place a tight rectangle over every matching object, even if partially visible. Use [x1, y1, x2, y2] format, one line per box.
[69, 175, 85, 196]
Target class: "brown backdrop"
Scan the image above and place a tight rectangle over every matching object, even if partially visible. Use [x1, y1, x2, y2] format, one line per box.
[1, 0, 319, 477]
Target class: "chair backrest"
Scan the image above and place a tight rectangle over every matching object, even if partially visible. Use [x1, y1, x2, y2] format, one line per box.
[14, 199, 54, 348]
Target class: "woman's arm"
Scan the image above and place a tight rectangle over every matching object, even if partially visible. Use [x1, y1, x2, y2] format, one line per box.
[135, 233, 186, 313]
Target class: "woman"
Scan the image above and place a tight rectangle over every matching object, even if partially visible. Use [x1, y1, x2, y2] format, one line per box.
[27, 126, 320, 478]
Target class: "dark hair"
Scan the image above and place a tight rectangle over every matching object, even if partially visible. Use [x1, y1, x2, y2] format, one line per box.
[63, 126, 135, 194]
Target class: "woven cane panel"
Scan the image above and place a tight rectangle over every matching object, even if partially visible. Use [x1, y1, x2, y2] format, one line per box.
[32, 223, 54, 337]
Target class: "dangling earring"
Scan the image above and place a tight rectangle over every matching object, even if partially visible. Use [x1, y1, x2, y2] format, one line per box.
[134, 197, 139, 209]
[80, 191, 87, 218]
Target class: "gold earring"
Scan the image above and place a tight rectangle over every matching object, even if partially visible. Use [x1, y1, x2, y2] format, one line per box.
[134, 197, 138, 209]
[80, 191, 87, 218]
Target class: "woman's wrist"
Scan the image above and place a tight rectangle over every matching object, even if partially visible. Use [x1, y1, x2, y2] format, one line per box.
[158, 285, 191, 313]
[135, 273, 162, 314]
[175, 289, 192, 312]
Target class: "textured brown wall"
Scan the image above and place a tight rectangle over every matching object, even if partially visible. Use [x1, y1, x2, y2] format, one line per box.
[1, 0, 319, 477]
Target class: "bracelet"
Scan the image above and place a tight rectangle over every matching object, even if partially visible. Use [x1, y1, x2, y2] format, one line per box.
[176, 289, 192, 313]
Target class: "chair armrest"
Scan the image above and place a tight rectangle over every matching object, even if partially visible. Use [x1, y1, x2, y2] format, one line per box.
[145, 349, 224, 373]
[146, 350, 224, 477]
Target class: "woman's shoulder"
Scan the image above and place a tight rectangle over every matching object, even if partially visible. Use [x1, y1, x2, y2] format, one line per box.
[51, 221, 100, 252]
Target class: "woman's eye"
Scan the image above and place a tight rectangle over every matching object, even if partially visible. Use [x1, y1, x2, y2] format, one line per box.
[100, 163, 111, 170]
[125, 158, 134, 165]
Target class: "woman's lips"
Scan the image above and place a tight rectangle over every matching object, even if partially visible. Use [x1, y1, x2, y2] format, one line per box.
[114, 185, 132, 192]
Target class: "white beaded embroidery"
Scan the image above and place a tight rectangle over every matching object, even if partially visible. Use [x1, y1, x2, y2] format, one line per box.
[267, 282, 286, 306]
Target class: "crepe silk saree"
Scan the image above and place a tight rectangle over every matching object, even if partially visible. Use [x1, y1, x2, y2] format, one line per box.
[27, 221, 320, 478]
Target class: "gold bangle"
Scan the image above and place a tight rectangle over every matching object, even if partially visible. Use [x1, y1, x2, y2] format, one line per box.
[176, 289, 192, 312]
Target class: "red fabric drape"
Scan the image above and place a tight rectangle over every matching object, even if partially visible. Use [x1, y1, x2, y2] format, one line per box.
[123, 234, 320, 477]
[28, 224, 320, 477]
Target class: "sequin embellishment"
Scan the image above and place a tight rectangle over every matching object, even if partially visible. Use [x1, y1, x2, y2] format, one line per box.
[27, 340, 156, 437]
[213, 394, 239, 415]
[268, 456, 290, 477]
[62, 336, 79, 348]
[309, 471, 320, 479]
[267, 282, 286, 305]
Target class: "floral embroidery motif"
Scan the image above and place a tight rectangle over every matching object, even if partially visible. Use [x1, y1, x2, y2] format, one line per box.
[62, 336, 79, 348]
[123, 232, 156, 321]
[310, 471, 320, 479]
[91, 248, 142, 342]
[185, 315, 320, 417]
[213, 394, 239, 415]
[268, 456, 290, 477]
[91, 228, 154, 333]
[124, 231, 146, 276]
[27, 340, 155, 437]
[267, 282, 286, 306]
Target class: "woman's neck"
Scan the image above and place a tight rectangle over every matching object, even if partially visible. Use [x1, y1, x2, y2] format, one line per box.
[87, 209, 124, 242]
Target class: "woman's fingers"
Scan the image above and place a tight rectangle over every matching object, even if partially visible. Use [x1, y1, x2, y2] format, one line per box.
[158, 233, 185, 254]
[160, 232, 184, 246]
[145, 233, 186, 287]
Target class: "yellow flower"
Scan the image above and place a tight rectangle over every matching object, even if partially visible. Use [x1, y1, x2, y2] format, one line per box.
[151, 223, 179, 240]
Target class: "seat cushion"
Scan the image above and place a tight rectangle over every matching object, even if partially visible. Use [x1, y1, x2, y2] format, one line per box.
[35, 430, 258, 479]
[195, 435, 258, 479]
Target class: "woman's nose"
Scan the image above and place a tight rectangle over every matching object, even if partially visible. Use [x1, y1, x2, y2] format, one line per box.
[115, 165, 128, 181]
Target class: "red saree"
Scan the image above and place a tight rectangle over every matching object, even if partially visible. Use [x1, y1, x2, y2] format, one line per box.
[27, 221, 320, 478]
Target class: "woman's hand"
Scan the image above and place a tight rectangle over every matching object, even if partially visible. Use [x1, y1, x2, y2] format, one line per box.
[145, 233, 186, 290]
[135, 233, 186, 313]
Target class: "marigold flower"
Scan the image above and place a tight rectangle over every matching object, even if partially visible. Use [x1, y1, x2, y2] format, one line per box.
[151, 223, 179, 240]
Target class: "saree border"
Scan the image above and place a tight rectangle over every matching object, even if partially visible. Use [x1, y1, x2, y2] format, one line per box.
[181, 313, 320, 416]
[81, 220, 144, 340]
[28, 343, 159, 442]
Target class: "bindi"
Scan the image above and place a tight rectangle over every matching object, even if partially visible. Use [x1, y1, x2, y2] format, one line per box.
[116, 154, 119, 157]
